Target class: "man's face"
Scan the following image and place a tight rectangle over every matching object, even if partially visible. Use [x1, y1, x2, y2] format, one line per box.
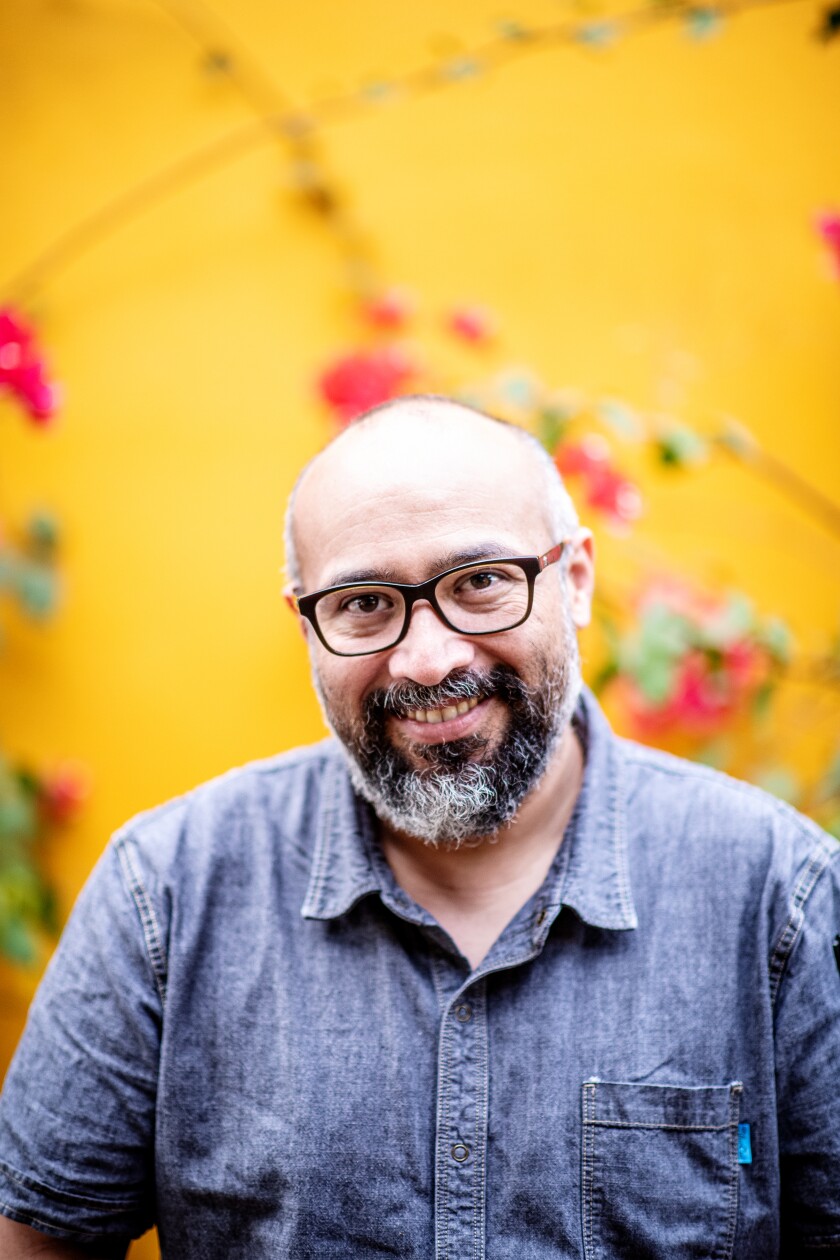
[293, 410, 592, 846]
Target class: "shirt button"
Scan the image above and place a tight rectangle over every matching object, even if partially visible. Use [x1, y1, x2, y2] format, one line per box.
[455, 1004, 472, 1023]
[451, 1143, 470, 1162]
[535, 908, 547, 927]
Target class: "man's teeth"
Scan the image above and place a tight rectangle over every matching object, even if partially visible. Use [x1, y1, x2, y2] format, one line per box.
[407, 697, 481, 724]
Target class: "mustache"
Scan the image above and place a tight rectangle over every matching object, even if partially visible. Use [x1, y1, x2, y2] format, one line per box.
[363, 666, 524, 724]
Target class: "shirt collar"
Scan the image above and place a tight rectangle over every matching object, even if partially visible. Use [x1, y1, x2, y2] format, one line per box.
[301, 686, 637, 933]
[549, 688, 638, 931]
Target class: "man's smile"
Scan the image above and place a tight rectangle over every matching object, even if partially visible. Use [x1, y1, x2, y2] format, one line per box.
[392, 695, 490, 744]
[406, 696, 481, 724]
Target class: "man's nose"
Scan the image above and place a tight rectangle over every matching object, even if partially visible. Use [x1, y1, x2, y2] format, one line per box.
[386, 601, 476, 685]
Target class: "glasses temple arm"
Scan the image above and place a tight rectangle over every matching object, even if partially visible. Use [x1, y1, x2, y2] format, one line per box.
[539, 540, 568, 570]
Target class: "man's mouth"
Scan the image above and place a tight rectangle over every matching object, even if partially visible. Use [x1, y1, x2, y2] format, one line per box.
[405, 697, 481, 725]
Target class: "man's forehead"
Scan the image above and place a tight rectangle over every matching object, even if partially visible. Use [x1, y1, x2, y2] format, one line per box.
[300, 406, 539, 507]
[324, 540, 516, 589]
[293, 409, 546, 585]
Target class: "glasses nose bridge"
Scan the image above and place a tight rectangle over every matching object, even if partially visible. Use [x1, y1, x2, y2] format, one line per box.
[401, 573, 457, 638]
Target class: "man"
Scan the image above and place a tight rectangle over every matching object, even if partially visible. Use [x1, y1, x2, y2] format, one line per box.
[0, 396, 838, 1258]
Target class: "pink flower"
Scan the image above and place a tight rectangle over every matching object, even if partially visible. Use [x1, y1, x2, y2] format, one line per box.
[40, 764, 89, 825]
[447, 305, 496, 343]
[318, 346, 415, 425]
[555, 435, 610, 478]
[362, 288, 414, 330]
[626, 642, 763, 736]
[0, 308, 60, 424]
[815, 211, 840, 278]
[555, 437, 642, 526]
[585, 465, 642, 525]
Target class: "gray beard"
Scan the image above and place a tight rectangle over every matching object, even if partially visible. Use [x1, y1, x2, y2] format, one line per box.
[313, 620, 582, 848]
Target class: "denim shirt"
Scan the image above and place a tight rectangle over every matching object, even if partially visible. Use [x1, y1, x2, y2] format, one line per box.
[0, 690, 838, 1258]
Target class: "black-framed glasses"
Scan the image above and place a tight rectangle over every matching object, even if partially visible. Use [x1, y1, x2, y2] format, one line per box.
[294, 541, 569, 657]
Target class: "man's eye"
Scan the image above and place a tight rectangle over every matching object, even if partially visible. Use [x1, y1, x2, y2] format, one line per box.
[340, 593, 390, 615]
[459, 570, 503, 593]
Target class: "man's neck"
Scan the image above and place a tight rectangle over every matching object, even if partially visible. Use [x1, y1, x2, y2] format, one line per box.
[379, 726, 585, 970]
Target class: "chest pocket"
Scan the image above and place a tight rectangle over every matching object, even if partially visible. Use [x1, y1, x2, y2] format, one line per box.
[581, 1079, 742, 1260]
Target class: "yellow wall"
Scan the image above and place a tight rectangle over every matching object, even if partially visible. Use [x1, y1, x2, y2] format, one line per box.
[1, 1, 838, 1254]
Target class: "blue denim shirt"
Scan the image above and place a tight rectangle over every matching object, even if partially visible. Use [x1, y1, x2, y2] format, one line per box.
[0, 690, 838, 1258]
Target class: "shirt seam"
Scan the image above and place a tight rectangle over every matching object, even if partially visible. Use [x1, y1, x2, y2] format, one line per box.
[115, 835, 168, 1007]
[768, 835, 838, 1011]
[0, 1198, 130, 1242]
[0, 1159, 143, 1212]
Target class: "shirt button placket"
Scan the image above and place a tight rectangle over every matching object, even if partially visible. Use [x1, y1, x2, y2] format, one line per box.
[434, 979, 488, 1260]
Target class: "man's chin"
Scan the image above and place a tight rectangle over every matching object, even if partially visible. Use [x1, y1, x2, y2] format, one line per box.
[387, 702, 504, 770]
[400, 731, 493, 770]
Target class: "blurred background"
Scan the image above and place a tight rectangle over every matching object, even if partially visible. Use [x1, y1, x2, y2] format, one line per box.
[2, 0, 839, 1253]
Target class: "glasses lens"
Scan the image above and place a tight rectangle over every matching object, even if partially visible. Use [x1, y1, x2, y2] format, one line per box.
[315, 585, 407, 654]
[436, 561, 529, 633]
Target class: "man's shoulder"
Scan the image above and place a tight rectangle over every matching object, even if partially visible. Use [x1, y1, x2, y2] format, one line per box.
[112, 738, 348, 871]
[615, 733, 837, 886]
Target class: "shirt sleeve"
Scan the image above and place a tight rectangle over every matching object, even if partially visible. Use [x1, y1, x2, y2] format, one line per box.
[774, 835, 840, 1255]
[0, 835, 162, 1247]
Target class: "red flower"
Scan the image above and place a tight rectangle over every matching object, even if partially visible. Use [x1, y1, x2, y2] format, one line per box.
[318, 346, 415, 425]
[362, 288, 414, 330]
[0, 308, 60, 424]
[627, 642, 763, 736]
[40, 764, 89, 825]
[616, 579, 771, 737]
[555, 437, 642, 526]
[816, 211, 840, 278]
[555, 435, 609, 477]
[447, 305, 496, 343]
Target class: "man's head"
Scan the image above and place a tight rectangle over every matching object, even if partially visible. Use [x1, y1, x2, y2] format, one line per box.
[285, 396, 594, 847]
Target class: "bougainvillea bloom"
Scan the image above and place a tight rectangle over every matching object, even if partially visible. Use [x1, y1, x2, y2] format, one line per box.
[625, 642, 765, 736]
[555, 436, 642, 526]
[362, 288, 415, 329]
[816, 211, 840, 277]
[447, 306, 496, 343]
[40, 764, 89, 825]
[318, 346, 415, 424]
[612, 580, 776, 737]
[0, 308, 59, 423]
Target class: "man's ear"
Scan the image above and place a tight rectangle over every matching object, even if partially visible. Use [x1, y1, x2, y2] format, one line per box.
[566, 529, 595, 628]
[283, 583, 309, 641]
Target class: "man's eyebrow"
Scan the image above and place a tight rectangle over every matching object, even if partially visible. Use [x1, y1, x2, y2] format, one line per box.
[324, 563, 403, 587]
[323, 544, 509, 590]
[427, 543, 508, 573]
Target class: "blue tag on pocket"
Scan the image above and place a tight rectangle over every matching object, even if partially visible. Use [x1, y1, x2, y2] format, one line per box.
[738, 1123, 752, 1164]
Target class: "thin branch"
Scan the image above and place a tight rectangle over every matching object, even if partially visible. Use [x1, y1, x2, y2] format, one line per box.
[714, 437, 840, 541]
[3, 120, 274, 305]
[3, 0, 816, 305]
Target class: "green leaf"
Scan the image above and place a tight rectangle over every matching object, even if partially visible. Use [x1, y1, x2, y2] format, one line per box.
[755, 767, 801, 805]
[15, 563, 57, 618]
[26, 510, 60, 556]
[694, 739, 733, 770]
[536, 406, 570, 454]
[596, 398, 642, 440]
[751, 680, 775, 721]
[759, 617, 793, 665]
[702, 593, 753, 647]
[639, 602, 693, 655]
[717, 417, 757, 459]
[0, 795, 36, 841]
[636, 652, 676, 704]
[655, 425, 708, 467]
[0, 914, 37, 964]
[815, 747, 840, 802]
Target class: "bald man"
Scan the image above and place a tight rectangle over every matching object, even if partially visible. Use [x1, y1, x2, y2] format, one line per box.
[1, 398, 838, 1259]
